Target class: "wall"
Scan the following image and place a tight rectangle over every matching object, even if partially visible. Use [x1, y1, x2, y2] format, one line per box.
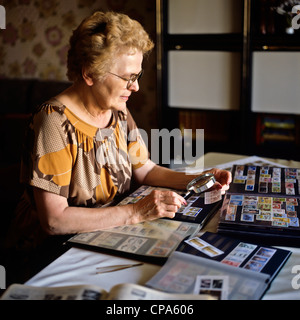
[0, 0, 158, 134]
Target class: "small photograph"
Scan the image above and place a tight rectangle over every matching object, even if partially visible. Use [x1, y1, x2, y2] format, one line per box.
[273, 212, 287, 218]
[256, 214, 272, 221]
[289, 217, 299, 227]
[272, 182, 281, 188]
[259, 176, 271, 183]
[201, 245, 223, 258]
[258, 197, 272, 204]
[230, 195, 244, 206]
[244, 195, 258, 202]
[241, 213, 255, 222]
[272, 208, 285, 214]
[286, 211, 297, 218]
[272, 186, 281, 193]
[205, 190, 222, 204]
[272, 203, 281, 210]
[245, 184, 254, 191]
[286, 204, 295, 211]
[286, 198, 298, 206]
[285, 182, 295, 189]
[286, 187, 295, 195]
[187, 237, 206, 248]
[257, 203, 272, 211]
[233, 178, 246, 184]
[185, 237, 224, 257]
[147, 246, 170, 257]
[182, 207, 202, 217]
[260, 167, 269, 174]
[117, 236, 147, 253]
[194, 275, 229, 300]
[230, 199, 243, 206]
[235, 165, 245, 175]
[242, 208, 260, 215]
[243, 204, 258, 211]
[247, 174, 256, 180]
[260, 210, 272, 216]
[225, 213, 236, 221]
[251, 255, 268, 264]
[176, 207, 185, 214]
[188, 195, 199, 201]
[243, 199, 258, 206]
[73, 232, 101, 243]
[221, 259, 240, 267]
[95, 234, 123, 247]
[258, 182, 268, 193]
[256, 247, 276, 258]
[130, 189, 145, 197]
[244, 260, 264, 272]
[200, 279, 211, 289]
[272, 220, 289, 227]
[227, 204, 237, 214]
[246, 179, 255, 185]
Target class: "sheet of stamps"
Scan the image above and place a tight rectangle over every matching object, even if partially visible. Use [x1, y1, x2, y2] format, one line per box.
[69, 219, 199, 258]
[221, 242, 257, 267]
[243, 247, 276, 272]
[221, 165, 300, 232]
[118, 184, 222, 223]
[204, 189, 222, 204]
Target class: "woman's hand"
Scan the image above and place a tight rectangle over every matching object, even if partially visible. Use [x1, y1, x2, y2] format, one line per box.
[131, 190, 187, 223]
[205, 168, 232, 194]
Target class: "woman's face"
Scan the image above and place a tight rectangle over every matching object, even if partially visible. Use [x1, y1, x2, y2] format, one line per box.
[89, 50, 143, 112]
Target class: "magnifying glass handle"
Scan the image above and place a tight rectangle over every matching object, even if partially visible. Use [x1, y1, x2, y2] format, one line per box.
[184, 190, 195, 200]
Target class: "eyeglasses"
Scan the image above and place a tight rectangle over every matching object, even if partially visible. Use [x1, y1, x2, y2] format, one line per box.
[108, 69, 143, 89]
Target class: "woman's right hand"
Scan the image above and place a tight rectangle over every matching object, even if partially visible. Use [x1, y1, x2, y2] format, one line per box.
[130, 189, 187, 224]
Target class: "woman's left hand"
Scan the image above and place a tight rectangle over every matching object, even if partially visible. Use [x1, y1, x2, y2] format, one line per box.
[205, 168, 232, 194]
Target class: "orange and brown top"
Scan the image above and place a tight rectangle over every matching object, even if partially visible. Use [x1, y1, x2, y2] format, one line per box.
[21, 99, 149, 207]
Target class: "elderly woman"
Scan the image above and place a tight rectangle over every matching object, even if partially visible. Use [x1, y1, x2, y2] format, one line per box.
[6, 11, 231, 281]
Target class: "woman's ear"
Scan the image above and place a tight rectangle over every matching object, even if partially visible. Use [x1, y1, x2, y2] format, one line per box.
[82, 67, 94, 86]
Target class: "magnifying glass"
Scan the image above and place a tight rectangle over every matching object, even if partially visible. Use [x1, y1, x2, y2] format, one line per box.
[184, 173, 216, 199]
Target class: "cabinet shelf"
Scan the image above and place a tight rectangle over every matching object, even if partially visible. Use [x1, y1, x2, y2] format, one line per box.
[165, 34, 243, 51]
[252, 34, 300, 50]
[159, 0, 300, 163]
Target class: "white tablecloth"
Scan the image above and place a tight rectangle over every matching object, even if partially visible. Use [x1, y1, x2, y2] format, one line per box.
[27, 248, 160, 292]
[26, 245, 300, 300]
[26, 153, 300, 300]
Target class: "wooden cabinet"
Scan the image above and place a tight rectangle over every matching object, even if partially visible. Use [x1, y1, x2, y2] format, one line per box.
[157, 0, 300, 163]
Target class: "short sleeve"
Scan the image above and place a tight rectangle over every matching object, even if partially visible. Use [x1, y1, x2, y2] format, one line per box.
[21, 104, 77, 198]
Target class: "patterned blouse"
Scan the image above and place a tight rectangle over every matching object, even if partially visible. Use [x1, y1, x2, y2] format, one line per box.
[8, 99, 149, 250]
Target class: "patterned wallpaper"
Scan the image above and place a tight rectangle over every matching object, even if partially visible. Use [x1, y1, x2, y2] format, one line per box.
[0, 0, 158, 132]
